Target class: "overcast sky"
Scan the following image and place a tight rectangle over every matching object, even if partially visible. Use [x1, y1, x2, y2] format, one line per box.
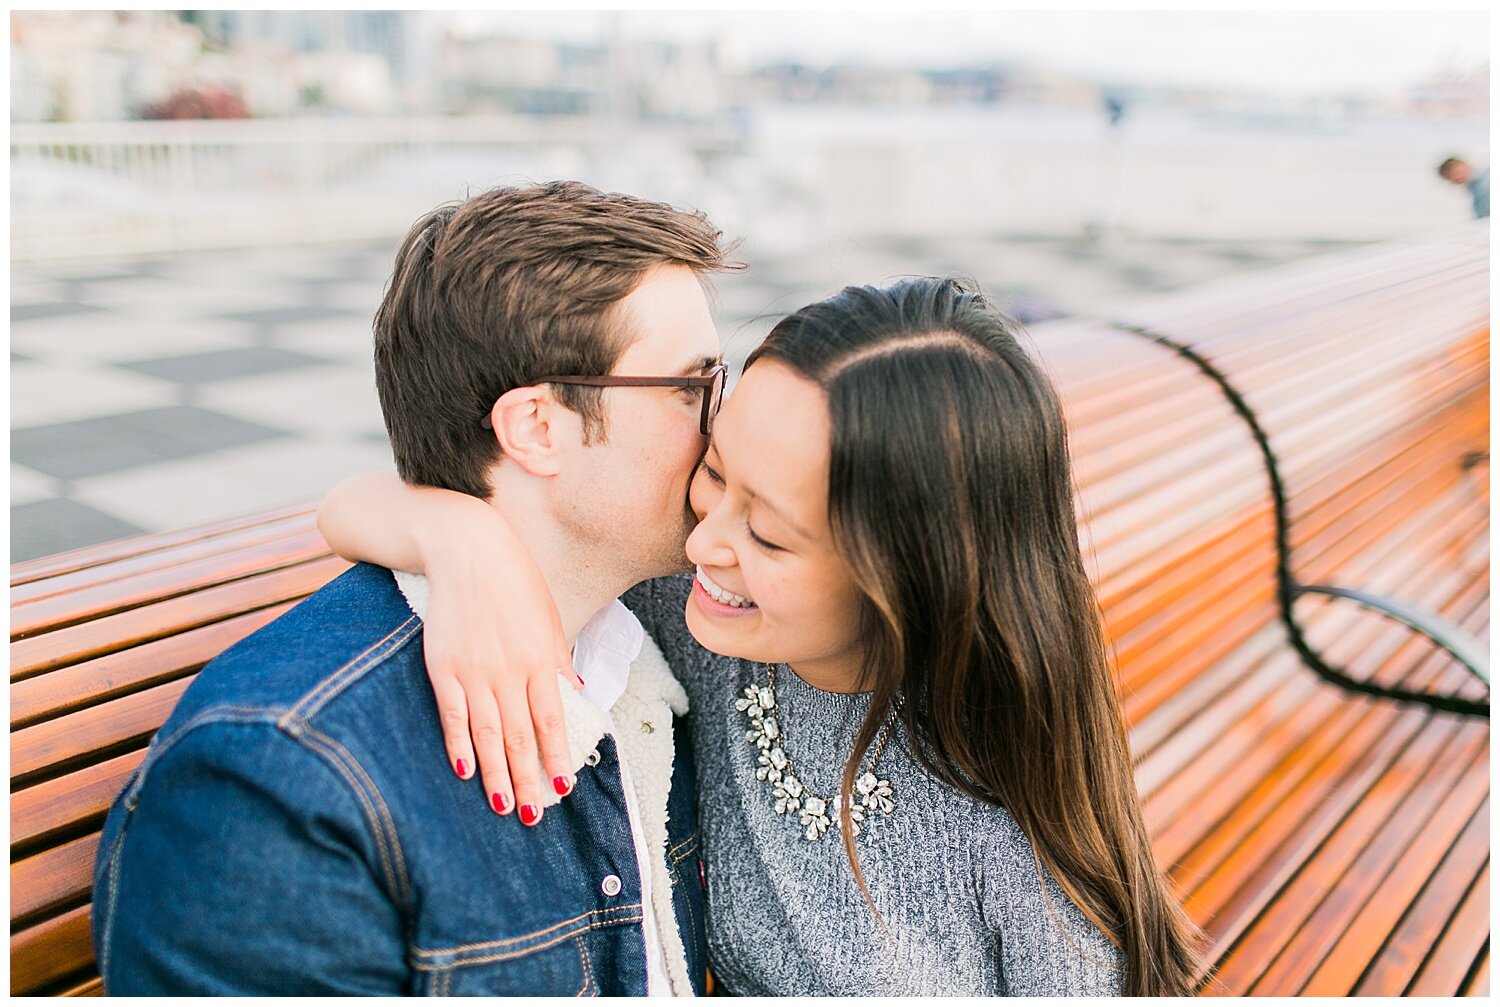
[439, 9, 1490, 96]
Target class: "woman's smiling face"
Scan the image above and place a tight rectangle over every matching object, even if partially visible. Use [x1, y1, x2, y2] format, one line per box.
[682, 359, 869, 692]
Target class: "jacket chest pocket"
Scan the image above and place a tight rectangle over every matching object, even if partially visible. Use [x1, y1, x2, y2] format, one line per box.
[417, 935, 595, 997]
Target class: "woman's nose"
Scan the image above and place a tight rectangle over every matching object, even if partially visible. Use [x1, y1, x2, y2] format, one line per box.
[685, 504, 737, 570]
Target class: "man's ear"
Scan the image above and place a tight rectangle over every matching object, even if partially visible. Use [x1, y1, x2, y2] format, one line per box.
[489, 386, 573, 477]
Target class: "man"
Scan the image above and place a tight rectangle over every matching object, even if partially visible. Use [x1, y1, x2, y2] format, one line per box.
[1437, 157, 1489, 219]
[91, 181, 731, 995]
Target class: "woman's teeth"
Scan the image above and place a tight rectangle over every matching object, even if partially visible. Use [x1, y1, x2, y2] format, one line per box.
[696, 566, 755, 608]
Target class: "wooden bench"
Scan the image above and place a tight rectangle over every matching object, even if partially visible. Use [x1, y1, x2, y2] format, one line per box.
[10, 225, 1488, 996]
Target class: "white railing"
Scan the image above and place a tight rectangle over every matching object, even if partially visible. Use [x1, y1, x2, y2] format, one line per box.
[10, 116, 736, 260]
[10, 109, 1486, 261]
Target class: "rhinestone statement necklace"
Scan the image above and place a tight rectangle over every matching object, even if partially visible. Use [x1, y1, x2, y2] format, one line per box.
[736, 663, 898, 842]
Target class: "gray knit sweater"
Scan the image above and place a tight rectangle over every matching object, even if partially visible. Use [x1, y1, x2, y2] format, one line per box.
[623, 575, 1123, 997]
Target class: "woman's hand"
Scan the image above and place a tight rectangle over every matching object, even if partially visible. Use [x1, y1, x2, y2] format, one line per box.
[318, 471, 581, 825]
[417, 510, 583, 825]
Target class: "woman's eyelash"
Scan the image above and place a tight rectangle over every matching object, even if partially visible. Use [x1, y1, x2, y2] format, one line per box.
[746, 522, 783, 552]
[701, 462, 725, 485]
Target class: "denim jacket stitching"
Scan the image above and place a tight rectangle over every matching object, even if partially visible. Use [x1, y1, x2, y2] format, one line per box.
[293, 723, 412, 910]
[100, 705, 395, 982]
[674, 859, 698, 949]
[283, 614, 422, 724]
[125, 705, 283, 805]
[96, 812, 131, 980]
[574, 934, 593, 996]
[411, 903, 645, 960]
[410, 912, 646, 970]
[666, 833, 698, 865]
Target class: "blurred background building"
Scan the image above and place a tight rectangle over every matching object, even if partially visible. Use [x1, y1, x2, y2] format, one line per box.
[8, 9, 1491, 560]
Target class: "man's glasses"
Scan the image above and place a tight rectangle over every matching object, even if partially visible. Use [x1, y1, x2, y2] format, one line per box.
[481, 362, 728, 436]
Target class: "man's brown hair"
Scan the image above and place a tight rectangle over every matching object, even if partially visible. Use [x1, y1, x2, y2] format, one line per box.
[373, 180, 732, 497]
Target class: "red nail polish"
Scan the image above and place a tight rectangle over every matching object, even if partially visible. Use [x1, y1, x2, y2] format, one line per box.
[552, 775, 572, 796]
[520, 804, 541, 826]
[491, 792, 511, 814]
[455, 758, 468, 779]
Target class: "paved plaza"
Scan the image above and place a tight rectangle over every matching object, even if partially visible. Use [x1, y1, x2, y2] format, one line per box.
[9, 233, 1363, 562]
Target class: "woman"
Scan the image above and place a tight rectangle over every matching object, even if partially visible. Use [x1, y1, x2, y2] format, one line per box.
[320, 277, 1203, 995]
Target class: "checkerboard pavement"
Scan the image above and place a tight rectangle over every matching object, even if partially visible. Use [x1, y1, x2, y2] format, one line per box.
[9, 234, 1365, 562]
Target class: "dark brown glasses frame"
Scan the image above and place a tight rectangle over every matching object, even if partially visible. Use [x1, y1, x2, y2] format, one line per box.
[481, 362, 728, 435]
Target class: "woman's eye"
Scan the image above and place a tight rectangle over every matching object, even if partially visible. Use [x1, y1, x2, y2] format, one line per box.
[700, 461, 725, 486]
[747, 523, 783, 553]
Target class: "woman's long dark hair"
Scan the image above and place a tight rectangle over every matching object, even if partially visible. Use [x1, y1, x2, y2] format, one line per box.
[746, 277, 1205, 996]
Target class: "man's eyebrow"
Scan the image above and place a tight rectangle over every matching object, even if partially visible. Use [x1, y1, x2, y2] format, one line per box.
[676, 354, 722, 376]
[706, 434, 813, 542]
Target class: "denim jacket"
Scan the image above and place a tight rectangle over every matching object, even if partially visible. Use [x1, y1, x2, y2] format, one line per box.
[91, 563, 707, 996]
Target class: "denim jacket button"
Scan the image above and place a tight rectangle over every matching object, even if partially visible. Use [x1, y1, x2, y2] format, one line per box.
[585, 749, 601, 767]
[601, 874, 622, 897]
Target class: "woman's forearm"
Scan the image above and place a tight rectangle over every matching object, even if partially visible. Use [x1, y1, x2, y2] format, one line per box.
[317, 470, 497, 574]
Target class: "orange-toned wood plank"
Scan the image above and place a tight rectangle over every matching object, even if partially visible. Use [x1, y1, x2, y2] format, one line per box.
[10, 527, 330, 639]
[11, 833, 100, 926]
[1280, 744, 1489, 994]
[11, 750, 145, 854]
[10, 503, 316, 586]
[1208, 719, 1472, 993]
[11, 679, 191, 785]
[1408, 863, 1492, 996]
[10, 511, 321, 607]
[1352, 796, 1490, 995]
[59, 974, 103, 996]
[11, 603, 295, 729]
[1461, 951, 1489, 997]
[10, 904, 92, 995]
[10, 556, 349, 680]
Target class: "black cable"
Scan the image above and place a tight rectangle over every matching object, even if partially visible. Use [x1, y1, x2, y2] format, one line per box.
[1112, 322, 1488, 719]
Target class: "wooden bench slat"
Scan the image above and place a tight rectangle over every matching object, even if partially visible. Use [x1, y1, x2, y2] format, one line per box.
[10, 503, 316, 586]
[10, 905, 93, 995]
[1165, 577, 1486, 904]
[10, 528, 329, 640]
[1123, 467, 1482, 733]
[1121, 597, 1279, 730]
[11, 751, 145, 855]
[1152, 567, 1482, 858]
[59, 975, 103, 997]
[11, 679, 191, 786]
[11, 833, 100, 927]
[1254, 733, 1489, 994]
[10, 512, 322, 608]
[11, 603, 296, 729]
[1183, 694, 1444, 945]
[1338, 798, 1488, 996]
[1460, 948, 1489, 997]
[1127, 622, 1282, 761]
[1206, 718, 1479, 993]
[1408, 862, 1492, 996]
[9, 556, 349, 681]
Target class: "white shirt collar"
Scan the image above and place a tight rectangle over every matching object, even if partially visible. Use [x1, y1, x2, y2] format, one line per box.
[573, 600, 645, 713]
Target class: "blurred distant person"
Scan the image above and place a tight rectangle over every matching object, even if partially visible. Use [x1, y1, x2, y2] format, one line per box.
[1437, 157, 1489, 219]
